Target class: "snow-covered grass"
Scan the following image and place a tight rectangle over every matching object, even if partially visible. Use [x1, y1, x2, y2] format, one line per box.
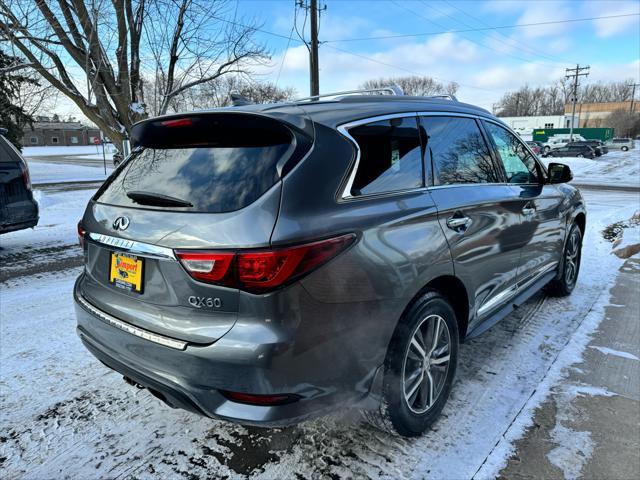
[543, 140, 640, 188]
[23, 144, 116, 157]
[1, 187, 638, 479]
[28, 161, 113, 185]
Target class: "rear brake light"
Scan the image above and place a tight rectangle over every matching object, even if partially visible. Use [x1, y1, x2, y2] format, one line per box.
[160, 118, 193, 128]
[77, 221, 86, 248]
[175, 234, 356, 293]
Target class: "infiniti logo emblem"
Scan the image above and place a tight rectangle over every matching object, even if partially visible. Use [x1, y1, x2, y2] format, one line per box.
[113, 216, 130, 231]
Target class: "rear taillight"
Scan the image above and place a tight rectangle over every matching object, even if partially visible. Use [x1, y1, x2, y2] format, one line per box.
[20, 162, 32, 190]
[175, 233, 356, 293]
[173, 252, 234, 285]
[77, 221, 86, 248]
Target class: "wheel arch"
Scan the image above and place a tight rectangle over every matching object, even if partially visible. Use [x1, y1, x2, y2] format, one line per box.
[401, 275, 470, 341]
[574, 211, 586, 236]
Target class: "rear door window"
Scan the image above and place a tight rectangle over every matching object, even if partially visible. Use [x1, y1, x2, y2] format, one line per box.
[347, 116, 423, 196]
[420, 116, 502, 185]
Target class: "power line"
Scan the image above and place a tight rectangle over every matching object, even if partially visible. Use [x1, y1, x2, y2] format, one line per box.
[322, 13, 640, 43]
[437, 0, 573, 65]
[391, 0, 566, 68]
[323, 43, 499, 93]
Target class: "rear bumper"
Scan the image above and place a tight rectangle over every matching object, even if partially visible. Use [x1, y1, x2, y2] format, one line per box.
[0, 199, 38, 234]
[73, 274, 390, 426]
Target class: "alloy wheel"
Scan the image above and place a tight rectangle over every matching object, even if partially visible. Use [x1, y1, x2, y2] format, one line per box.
[564, 229, 581, 287]
[402, 314, 451, 414]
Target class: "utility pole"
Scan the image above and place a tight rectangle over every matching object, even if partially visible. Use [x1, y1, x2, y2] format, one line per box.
[296, 0, 325, 97]
[309, 0, 320, 97]
[628, 82, 640, 112]
[565, 64, 590, 140]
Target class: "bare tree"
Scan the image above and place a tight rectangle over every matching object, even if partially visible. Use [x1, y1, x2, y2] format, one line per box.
[605, 109, 640, 137]
[496, 78, 636, 117]
[360, 76, 458, 97]
[0, 0, 266, 151]
[145, 75, 296, 114]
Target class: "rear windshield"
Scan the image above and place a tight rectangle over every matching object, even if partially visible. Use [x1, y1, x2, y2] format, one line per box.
[96, 143, 291, 213]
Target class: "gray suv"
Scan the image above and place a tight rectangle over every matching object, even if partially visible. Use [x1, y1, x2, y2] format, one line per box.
[74, 90, 586, 437]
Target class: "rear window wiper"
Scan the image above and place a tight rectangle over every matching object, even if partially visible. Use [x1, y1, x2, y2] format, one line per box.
[126, 191, 193, 207]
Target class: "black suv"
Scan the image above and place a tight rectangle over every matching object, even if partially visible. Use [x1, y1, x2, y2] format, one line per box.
[544, 144, 596, 159]
[565, 140, 607, 156]
[74, 89, 585, 437]
[0, 129, 38, 234]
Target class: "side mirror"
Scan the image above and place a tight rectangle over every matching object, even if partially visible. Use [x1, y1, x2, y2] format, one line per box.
[548, 162, 573, 184]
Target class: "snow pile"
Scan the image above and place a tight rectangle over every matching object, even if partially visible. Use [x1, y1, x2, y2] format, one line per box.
[28, 161, 113, 185]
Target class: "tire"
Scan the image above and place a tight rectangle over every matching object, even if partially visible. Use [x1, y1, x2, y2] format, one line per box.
[113, 160, 120, 167]
[544, 146, 551, 153]
[363, 291, 459, 437]
[576, 154, 584, 158]
[547, 223, 582, 297]
[621, 146, 629, 151]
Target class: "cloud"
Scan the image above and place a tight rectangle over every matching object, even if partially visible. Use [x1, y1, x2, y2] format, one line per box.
[587, 0, 640, 38]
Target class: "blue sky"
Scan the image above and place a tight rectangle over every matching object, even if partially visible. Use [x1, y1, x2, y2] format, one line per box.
[232, 0, 640, 109]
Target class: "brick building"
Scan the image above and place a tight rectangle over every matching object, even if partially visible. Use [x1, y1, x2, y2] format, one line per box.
[565, 101, 640, 128]
[21, 120, 101, 147]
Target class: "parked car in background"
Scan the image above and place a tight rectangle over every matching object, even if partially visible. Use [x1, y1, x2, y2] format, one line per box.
[0, 129, 39, 234]
[74, 90, 585, 437]
[543, 144, 596, 159]
[605, 138, 634, 151]
[526, 140, 542, 155]
[542, 134, 586, 153]
[566, 140, 608, 156]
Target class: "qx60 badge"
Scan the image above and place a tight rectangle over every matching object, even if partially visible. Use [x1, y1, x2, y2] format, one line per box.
[113, 216, 130, 231]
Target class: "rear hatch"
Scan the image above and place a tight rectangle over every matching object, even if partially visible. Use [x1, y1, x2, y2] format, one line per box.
[79, 111, 312, 344]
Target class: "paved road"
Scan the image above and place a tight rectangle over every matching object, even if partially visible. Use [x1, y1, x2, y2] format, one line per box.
[26, 153, 113, 168]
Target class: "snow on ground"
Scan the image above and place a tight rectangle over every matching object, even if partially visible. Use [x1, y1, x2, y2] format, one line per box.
[1, 186, 638, 479]
[0, 188, 93, 281]
[543, 140, 640, 188]
[27, 161, 113, 185]
[23, 145, 116, 157]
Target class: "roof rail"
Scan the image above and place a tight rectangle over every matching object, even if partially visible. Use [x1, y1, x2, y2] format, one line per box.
[426, 94, 458, 101]
[294, 85, 404, 103]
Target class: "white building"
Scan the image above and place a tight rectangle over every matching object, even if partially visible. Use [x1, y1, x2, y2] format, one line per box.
[499, 115, 579, 136]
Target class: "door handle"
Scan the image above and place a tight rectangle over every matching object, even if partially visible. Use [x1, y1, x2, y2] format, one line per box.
[446, 215, 472, 232]
[522, 202, 536, 216]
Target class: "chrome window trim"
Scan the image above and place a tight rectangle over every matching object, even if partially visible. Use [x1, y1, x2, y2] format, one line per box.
[77, 293, 187, 350]
[338, 112, 418, 200]
[88, 232, 176, 260]
[336, 110, 538, 200]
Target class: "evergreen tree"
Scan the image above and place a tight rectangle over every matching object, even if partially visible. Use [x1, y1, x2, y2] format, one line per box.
[0, 50, 37, 150]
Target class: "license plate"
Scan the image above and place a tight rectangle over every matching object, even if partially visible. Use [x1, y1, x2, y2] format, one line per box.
[109, 252, 144, 293]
